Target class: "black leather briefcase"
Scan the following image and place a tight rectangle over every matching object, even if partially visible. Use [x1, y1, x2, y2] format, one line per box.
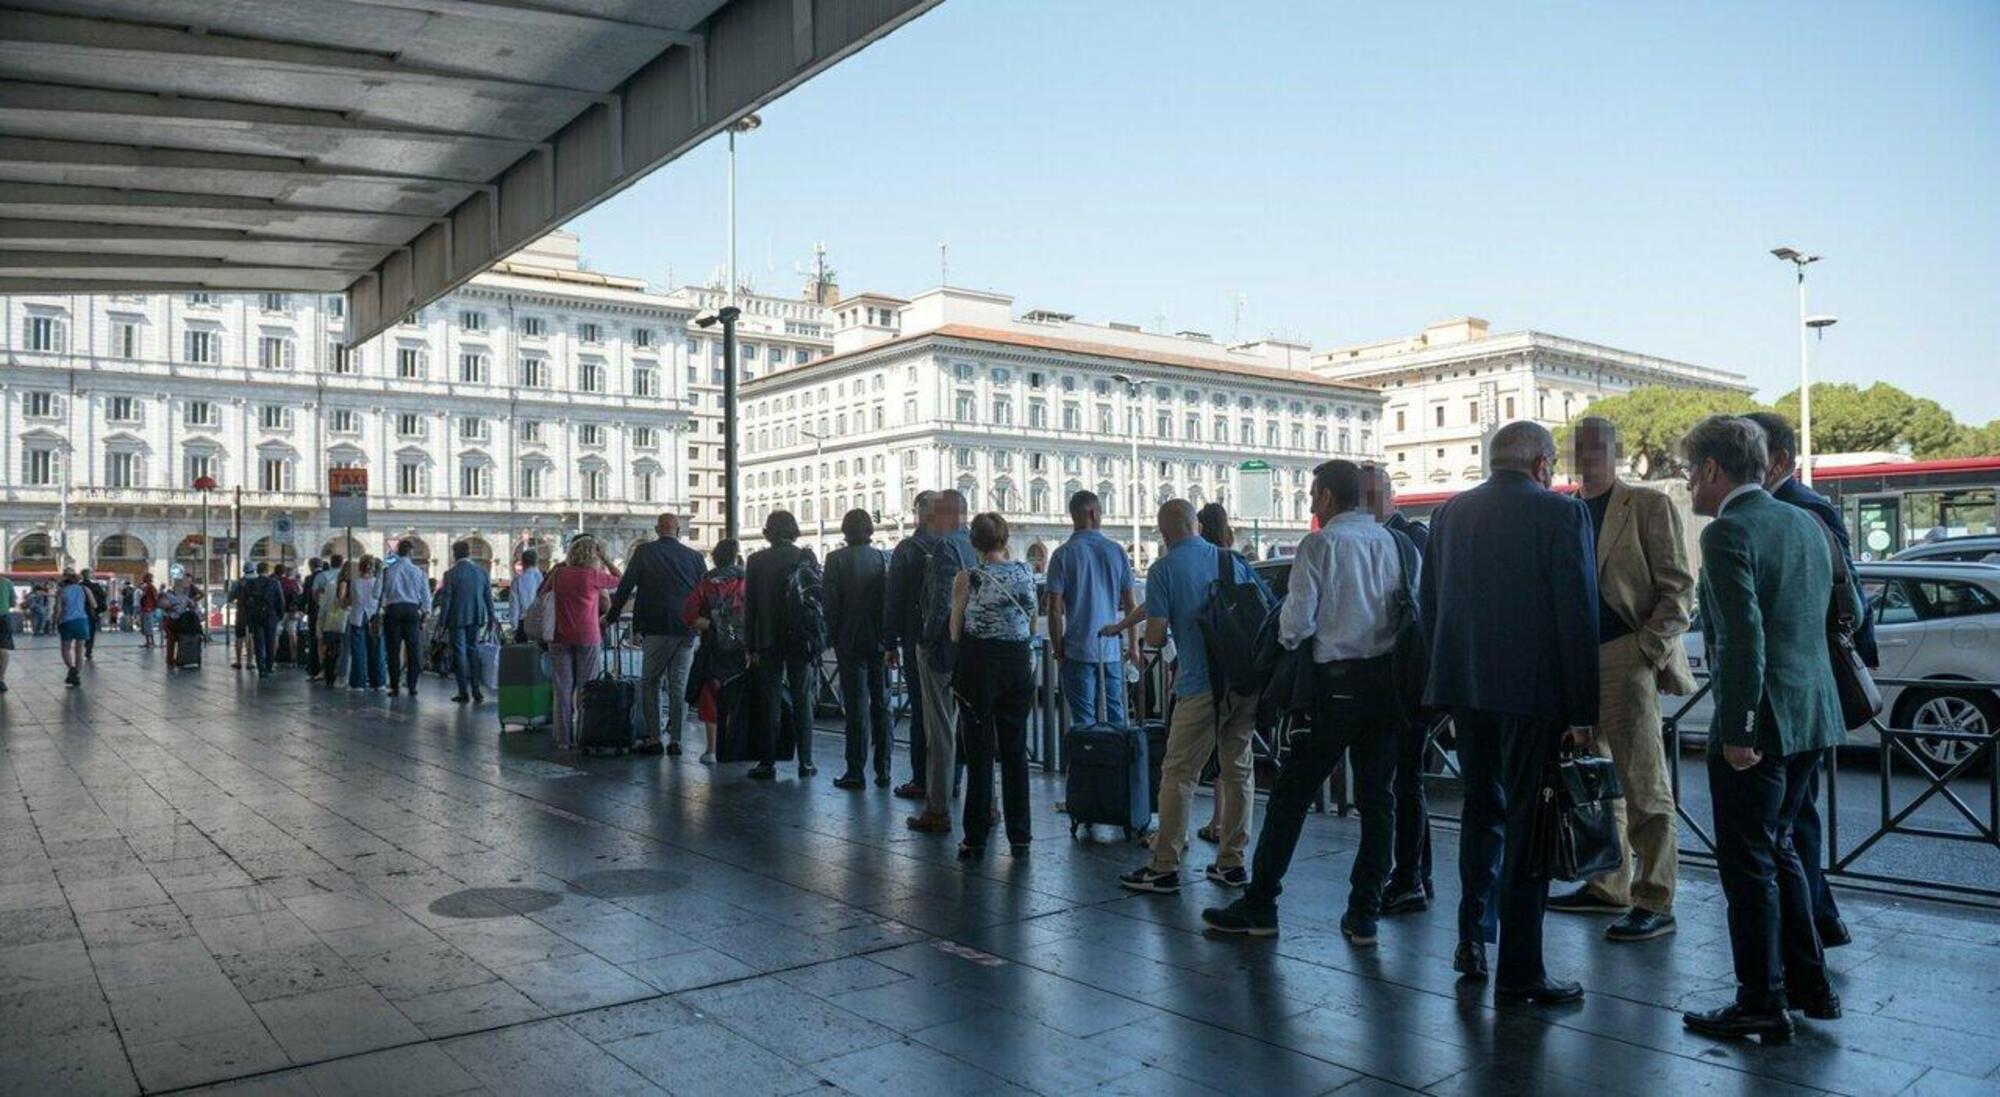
[1530, 752, 1625, 882]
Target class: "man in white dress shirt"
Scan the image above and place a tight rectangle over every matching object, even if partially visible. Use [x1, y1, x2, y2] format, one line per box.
[1201, 458, 1411, 941]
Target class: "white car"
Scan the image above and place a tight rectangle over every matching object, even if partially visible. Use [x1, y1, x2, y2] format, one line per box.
[1683, 561, 2000, 770]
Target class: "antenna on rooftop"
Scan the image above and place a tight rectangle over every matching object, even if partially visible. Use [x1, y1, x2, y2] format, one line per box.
[1153, 304, 1166, 334]
[939, 242, 948, 287]
[1232, 293, 1247, 342]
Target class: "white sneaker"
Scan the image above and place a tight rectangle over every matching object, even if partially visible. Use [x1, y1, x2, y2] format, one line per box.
[699, 752, 715, 765]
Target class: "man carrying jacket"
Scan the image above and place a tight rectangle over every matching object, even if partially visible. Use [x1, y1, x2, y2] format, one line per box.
[605, 513, 707, 755]
[883, 491, 938, 800]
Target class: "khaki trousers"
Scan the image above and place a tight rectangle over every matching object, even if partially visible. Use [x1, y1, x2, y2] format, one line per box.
[1149, 690, 1256, 872]
[1588, 633, 1679, 912]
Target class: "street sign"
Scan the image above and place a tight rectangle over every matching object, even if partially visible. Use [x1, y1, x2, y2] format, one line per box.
[328, 468, 368, 528]
[271, 512, 295, 545]
[1236, 460, 1274, 521]
[211, 536, 239, 556]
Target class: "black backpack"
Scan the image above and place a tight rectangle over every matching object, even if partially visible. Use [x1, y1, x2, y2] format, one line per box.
[1200, 549, 1277, 698]
[778, 556, 826, 658]
[1385, 528, 1428, 714]
[240, 579, 271, 621]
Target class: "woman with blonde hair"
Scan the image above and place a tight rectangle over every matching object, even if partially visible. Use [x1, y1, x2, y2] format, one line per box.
[341, 555, 387, 691]
[543, 535, 622, 750]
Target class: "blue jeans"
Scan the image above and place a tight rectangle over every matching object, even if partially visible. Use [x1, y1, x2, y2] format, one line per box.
[347, 623, 386, 689]
[838, 652, 892, 781]
[1059, 658, 1127, 727]
[250, 619, 277, 674]
[449, 624, 486, 697]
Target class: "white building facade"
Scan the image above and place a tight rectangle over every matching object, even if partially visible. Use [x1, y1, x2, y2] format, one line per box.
[740, 287, 1385, 566]
[1311, 317, 1752, 493]
[1, 232, 691, 585]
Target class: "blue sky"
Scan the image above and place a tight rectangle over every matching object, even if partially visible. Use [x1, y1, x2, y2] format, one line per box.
[570, 0, 2000, 423]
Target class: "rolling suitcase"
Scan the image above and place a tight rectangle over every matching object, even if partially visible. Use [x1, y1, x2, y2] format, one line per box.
[497, 643, 552, 730]
[1064, 724, 1151, 840]
[576, 627, 638, 754]
[175, 632, 204, 670]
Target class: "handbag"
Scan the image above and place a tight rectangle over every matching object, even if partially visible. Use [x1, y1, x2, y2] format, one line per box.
[1385, 528, 1428, 714]
[1529, 751, 1625, 882]
[1816, 524, 1883, 731]
[519, 567, 559, 645]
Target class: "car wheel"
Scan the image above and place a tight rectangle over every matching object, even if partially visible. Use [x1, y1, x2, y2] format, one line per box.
[1897, 688, 1999, 773]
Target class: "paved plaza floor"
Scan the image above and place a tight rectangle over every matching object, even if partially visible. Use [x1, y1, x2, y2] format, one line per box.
[3, 635, 1998, 1096]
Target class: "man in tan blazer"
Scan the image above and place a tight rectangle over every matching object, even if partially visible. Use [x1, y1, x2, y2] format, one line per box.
[1548, 417, 1696, 941]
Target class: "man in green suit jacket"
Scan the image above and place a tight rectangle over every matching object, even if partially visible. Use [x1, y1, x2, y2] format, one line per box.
[1680, 415, 1846, 1046]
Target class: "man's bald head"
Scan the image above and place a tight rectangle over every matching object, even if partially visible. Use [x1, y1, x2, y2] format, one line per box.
[655, 513, 680, 538]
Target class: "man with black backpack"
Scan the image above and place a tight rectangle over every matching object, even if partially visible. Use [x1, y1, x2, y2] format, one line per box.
[240, 563, 285, 678]
[743, 510, 824, 780]
[905, 489, 976, 836]
[1203, 460, 1410, 942]
[1105, 499, 1271, 894]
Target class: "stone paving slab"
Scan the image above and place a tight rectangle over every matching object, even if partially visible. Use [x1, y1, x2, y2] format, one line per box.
[2, 636, 1998, 1095]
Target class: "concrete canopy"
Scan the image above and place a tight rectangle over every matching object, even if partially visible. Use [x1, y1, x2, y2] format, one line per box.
[0, 0, 938, 342]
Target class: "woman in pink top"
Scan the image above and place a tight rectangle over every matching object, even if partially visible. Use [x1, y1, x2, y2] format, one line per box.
[544, 535, 622, 749]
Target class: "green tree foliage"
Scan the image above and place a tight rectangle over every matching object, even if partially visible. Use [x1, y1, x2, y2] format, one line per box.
[1939, 419, 2000, 459]
[1553, 386, 1765, 479]
[1771, 383, 1968, 458]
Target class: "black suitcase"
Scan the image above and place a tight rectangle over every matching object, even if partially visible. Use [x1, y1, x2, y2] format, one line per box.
[175, 633, 204, 669]
[576, 629, 638, 754]
[1065, 724, 1151, 840]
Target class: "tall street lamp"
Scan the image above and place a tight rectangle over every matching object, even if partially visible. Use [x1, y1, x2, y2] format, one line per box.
[801, 426, 826, 555]
[708, 111, 759, 543]
[1110, 373, 1144, 558]
[1771, 247, 1828, 485]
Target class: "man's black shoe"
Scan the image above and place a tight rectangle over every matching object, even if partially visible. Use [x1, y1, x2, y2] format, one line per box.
[1606, 909, 1677, 942]
[746, 763, 777, 780]
[1340, 911, 1378, 946]
[876, 773, 892, 787]
[473, 692, 485, 704]
[1546, 886, 1628, 915]
[1204, 864, 1248, 889]
[665, 740, 683, 757]
[408, 684, 420, 696]
[1684, 1003, 1795, 1044]
[833, 774, 866, 790]
[1202, 898, 1278, 937]
[799, 763, 818, 777]
[1453, 941, 1488, 980]
[451, 693, 470, 703]
[1819, 918, 1853, 949]
[634, 740, 666, 756]
[1381, 885, 1430, 915]
[1496, 979, 1584, 1006]
[1788, 987, 1843, 1021]
[1118, 866, 1180, 894]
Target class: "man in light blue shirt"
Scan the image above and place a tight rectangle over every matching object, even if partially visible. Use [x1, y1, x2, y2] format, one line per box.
[1045, 490, 1137, 727]
[378, 538, 431, 696]
[1103, 499, 1269, 895]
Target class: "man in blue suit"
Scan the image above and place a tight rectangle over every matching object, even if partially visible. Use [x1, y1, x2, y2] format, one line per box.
[1744, 412, 1861, 949]
[1420, 422, 1599, 1003]
[437, 539, 497, 704]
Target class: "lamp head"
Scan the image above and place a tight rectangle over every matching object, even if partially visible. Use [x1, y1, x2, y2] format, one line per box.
[1805, 314, 1839, 330]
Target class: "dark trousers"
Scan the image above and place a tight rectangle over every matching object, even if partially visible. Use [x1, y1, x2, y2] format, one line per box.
[382, 604, 424, 690]
[1248, 658, 1399, 914]
[1789, 763, 1845, 937]
[839, 652, 893, 781]
[901, 638, 927, 784]
[449, 624, 485, 697]
[250, 619, 277, 674]
[1710, 748, 1829, 1011]
[1455, 708, 1561, 988]
[756, 655, 815, 767]
[1390, 709, 1437, 894]
[959, 637, 1034, 848]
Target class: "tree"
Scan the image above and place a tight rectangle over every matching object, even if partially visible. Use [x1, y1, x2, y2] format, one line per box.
[1940, 419, 2000, 459]
[1772, 382, 1968, 458]
[1553, 386, 1765, 479]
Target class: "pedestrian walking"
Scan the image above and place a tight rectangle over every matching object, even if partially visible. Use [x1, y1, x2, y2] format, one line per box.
[825, 509, 893, 789]
[1203, 460, 1407, 941]
[57, 568, 94, 687]
[138, 573, 160, 650]
[1680, 415, 1847, 1044]
[438, 540, 499, 704]
[1421, 421, 1598, 1003]
[743, 510, 824, 780]
[604, 513, 706, 755]
[949, 512, 1038, 859]
[81, 567, 107, 661]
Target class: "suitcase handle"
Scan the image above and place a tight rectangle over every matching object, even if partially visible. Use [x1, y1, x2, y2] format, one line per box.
[598, 621, 627, 682]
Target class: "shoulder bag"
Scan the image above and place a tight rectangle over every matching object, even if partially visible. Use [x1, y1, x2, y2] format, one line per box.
[1529, 750, 1625, 882]
[1816, 524, 1883, 731]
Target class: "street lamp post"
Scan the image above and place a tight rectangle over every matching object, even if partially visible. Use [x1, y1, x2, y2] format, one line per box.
[705, 111, 760, 544]
[1771, 247, 1828, 485]
[801, 427, 826, 555]
[1110, 373, 1144, 559]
